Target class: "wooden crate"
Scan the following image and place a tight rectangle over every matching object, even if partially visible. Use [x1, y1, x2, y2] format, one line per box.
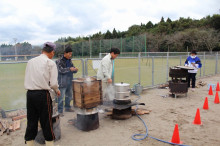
[72, 77, 102, 109]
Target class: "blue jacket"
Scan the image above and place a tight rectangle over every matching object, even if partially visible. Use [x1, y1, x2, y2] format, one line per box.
[185, 56, 202, 73]
[56, 56, 77, 88]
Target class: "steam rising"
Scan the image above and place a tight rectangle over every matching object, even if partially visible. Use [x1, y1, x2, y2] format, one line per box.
[105, 85, 115, 101]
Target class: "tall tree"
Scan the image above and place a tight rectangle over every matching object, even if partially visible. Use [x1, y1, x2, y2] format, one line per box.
[166, 17, 172, 23]
[160, 17, 165, 23]
[112, 28, 118, 38]
[104, 30, 113, 39]
[146, 21, 154, 29]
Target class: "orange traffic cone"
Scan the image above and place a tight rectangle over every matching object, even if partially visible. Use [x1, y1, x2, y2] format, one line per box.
[193, 108, 202, 125]
[214, 92, 220, 104]
[203, 97, 209, 110]
[208, 86, 213, 95]
[216, 82, 220, 91]
[170, 124, 183, 144]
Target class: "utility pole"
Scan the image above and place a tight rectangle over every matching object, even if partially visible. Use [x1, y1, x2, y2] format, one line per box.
[13, 38, 17, 61]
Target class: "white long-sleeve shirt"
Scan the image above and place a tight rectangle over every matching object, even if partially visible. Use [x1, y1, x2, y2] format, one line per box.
[97, 53, 113, 81]
[24, 54, 59, 93]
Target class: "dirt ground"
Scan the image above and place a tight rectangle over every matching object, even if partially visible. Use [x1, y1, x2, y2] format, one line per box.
[1, 74, 220, 146]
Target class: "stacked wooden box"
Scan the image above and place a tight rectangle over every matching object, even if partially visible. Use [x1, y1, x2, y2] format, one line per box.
[72, 77, 102, 109]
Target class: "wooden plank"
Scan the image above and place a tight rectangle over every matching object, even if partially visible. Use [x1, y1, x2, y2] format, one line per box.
[176, 65, 194, 70]
[12, 120, 20, 131]
[84, 102, 101, 108]
[83, 92, 100, 99]
[82, 82, 101, 93]
[73, 82, 82, 93]
[73, 81, 101, 93]
[75, 101, 82, 108]
[74, 91, 101, 101]
[12, 115, 26, 121]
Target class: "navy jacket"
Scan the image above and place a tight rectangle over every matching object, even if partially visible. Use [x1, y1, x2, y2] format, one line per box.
[184, 56, 202, 73]
[56, 56, 77, 88]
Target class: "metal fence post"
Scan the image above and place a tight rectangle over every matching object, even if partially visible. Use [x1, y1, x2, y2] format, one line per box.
[112, 60, 115, 85]
[99, 39, 101, 54]
[203, 52, 206, 76]
[85, 59, 88, 76]
[132, 36, 134, 53]
[89, 37, 92, 58]
[215, 52, 218, 74]
[138, 52, 141, 84]
[166, 52, 169, 82]
[81, 42, 83, 57]
[152, 56, 154, 86]
[144, 33, 147, 53]
[81, 59, 85, 78]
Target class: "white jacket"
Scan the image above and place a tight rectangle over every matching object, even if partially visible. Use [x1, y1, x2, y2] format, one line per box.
[97, 53, 113, 81]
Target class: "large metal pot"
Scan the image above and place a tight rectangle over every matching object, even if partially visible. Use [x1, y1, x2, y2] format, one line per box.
[114, 82, 130, 100]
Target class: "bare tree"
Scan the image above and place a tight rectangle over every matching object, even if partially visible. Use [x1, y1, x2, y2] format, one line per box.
[199, 29, 220, 53]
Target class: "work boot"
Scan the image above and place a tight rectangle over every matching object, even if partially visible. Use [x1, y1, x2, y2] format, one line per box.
[26, 140, 34, 146]
[59, 113, 64, 117]
[45, 141, 54, 146]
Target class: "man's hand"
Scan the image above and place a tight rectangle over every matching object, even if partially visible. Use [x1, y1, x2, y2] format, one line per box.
[73, 67, 78, 72]
[107, 78, 112, 84]
[70, 67, 75, 72]
[70, 67, 78, 72]
[56, 90, 61, 97]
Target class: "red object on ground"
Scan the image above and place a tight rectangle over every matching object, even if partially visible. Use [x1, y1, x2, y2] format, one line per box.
[214, 92, 220, 104]
[208, 86, 213, 95]
[193, 108, 202, 125]
[170, 124, 183, 144]
[216, 82, 220, 91]
[203, 97, 209, 110]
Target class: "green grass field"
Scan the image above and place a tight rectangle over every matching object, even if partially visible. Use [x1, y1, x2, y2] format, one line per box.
[0, 56, 219, 110]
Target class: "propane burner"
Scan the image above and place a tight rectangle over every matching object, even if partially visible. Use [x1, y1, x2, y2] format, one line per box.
[112, 99, 132, 120]
[112, 107, 132, 120]
[113, 99, 131, 105]
[109, 82, 145, 119]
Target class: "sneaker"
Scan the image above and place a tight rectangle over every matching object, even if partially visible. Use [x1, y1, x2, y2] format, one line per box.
[59, 113, 64, 117]
[65, 109, 74, 112]
[191, 88, 195, 92]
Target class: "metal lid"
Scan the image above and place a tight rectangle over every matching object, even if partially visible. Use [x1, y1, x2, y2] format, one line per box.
[115, 82, 130, 87]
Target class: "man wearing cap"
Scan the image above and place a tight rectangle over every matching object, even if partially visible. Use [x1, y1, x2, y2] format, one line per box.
[56, 46, 78, 116]
[24, 42, 60, 146]
[185, 50, 202, 91]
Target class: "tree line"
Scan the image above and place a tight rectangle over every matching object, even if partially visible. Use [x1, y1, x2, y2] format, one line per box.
[0, 14, 219, 57]
[55, 14, 220, 56]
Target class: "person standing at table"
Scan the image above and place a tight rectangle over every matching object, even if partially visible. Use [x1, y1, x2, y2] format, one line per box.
[185, 50, 202, 91]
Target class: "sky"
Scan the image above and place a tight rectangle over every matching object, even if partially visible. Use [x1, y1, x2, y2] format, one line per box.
[0, 0, 219, 45]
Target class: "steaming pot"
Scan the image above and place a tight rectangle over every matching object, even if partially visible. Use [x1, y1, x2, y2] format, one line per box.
[114, 82, 130, 100]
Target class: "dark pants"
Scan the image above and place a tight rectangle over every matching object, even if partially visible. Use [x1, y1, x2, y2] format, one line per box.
[25, 90, 55, 141]
[188, 73, 196, 88]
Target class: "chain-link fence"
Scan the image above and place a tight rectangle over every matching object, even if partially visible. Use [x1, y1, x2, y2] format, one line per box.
[86, 52, 219, 87]
[0, 59, 84, 110]
[0, 52, 219, 110]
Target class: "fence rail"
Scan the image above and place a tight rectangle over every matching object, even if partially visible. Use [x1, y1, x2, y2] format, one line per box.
[0, 52, 219, 110]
